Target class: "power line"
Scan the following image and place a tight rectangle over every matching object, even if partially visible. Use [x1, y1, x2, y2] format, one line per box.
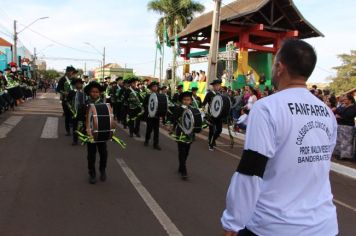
[16, 21, 99, 55]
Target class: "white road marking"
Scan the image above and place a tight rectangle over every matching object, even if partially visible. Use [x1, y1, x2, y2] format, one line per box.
[40, 117, 59, 139]
[333, 199, 356, 212]
[116, 158, 183, 236]
[0, 116, 23, 138]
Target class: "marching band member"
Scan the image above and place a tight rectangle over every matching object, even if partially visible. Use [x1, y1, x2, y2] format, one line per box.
[80, 81, 108, 184]
[67, 78, 85, 146]
[117, 78, 129, 128]
[202, 79, 223, 151]
[191, 87, 202, 109]
[127, 76, 143, 137]
[221, 39, 338, 236]
[171, 91, 195, 180]
[114, 77, 124, 121]
[172, 84, 183, 105]
[143, 81, 162, 150]
[56, 66, 78, 136]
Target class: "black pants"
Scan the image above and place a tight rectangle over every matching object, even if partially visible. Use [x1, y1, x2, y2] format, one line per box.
[72, 119, 78, 143]
[62, 101, 72, 133]
[87, 142, 108, 176]
[120, 105, 128, 128]
[178, 142, 191, 173]
[128, 108, 141, 135]
[238, 228, 258, 236]
[208, 118, 223, 146]
[145, 118, 159, 146]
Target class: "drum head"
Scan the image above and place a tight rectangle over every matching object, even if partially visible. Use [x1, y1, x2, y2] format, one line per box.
[86, 103, 115, 142]
[211, 95, 223, 118]
[181, 108, 195, 135]
[148, 93, 158, 118]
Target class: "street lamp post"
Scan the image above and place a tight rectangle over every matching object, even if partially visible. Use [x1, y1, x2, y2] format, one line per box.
[13, 17, 49, 64]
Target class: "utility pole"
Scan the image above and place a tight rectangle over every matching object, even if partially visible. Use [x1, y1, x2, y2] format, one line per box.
[84, 62, 87, 75]
[159, 57, 162, 82]
[13, 20, 17, 64]
[207, 0, 222, 85]
[33, 47, 37, 80]
[172, 19, 177, 93]
[102, 47, 106, 81]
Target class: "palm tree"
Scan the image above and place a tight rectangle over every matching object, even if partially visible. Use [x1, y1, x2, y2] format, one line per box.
[148, 0, 205, 86]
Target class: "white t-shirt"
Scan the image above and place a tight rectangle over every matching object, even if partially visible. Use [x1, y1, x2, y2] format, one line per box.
[237, 114, 248, 125]
[221, 87, 338, 236]
[247, 95, 257, 110]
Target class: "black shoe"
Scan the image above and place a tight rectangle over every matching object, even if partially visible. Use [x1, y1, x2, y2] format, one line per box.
[100, 172, 107, 182]
[135, 133, 141, 138]
[153, 145, 162, 151]
[144, 141, 149, 147]
[89, 175, 96, 184]
[129, 133, 133, 137]
[181, 170, 188, 180]
[208, 145, 214, 151]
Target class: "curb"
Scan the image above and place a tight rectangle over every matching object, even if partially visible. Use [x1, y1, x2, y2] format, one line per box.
[222, 128, 356, 180]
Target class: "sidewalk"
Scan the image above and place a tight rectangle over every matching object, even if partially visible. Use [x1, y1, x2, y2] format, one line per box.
[221, 128, 356, 180]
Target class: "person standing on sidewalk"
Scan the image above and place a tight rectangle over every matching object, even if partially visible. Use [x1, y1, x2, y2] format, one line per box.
[334, 93, 356, 160]
[221, 39, 338, 236]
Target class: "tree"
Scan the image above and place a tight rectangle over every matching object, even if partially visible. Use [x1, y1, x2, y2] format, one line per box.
[147, 0, 205, 89]
[328, 50, 356, 95]
[37, 69, 61, 82]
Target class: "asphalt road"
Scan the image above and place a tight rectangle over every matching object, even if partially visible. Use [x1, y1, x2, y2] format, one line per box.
[0, 91, 355, 236]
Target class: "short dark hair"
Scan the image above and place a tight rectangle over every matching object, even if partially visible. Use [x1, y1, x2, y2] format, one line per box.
[277, 39, 317, 79]
[346, 93, 355, 104]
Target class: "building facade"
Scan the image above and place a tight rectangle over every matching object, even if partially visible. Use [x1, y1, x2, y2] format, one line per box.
[94, 63, 133, 81]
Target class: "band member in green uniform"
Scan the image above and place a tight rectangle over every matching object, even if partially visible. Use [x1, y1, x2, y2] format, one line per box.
[56, 66, 78, 136]
[67, 78, 85, 145]
[114, 77, 124, 121]
[127, 76, 143, 137]
[202, 79, 223, 151]
[191, 87, 202, 109]
[118, 79, 129, 127]
[81, 81, 107, 184]
[144, 81, 161, 150]
[172, 91, 195, 180]
[172, 84, 183, 105]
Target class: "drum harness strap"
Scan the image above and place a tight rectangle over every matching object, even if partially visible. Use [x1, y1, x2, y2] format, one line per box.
[127, 87, 144, 122]
[75, 130, 126, 149]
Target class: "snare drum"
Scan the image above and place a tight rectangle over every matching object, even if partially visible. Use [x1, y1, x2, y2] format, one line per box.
[210, 95, 231, 119]
[86, 103, 116, 142]
[181, 107, 203, 135]
[148, 93, 168, 118]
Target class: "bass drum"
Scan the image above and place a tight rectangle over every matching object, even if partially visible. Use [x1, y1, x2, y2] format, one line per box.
[148, 93, 168, 118]
[181, 107, 203, 135]
[7, 86, 24, 100]
[86, 103, 116, 142]
[210, 95, 231, 119]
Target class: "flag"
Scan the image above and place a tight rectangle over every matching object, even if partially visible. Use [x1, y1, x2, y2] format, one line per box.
[163, 21, 171, 48]
[156, 38, 162, 55]
[175, 34, 181, 56]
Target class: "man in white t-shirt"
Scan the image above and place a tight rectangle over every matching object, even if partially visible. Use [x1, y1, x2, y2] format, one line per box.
[221, 39, 338, 236]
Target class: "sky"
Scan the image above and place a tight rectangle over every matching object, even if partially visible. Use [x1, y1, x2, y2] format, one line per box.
[0, 0, 355, 83]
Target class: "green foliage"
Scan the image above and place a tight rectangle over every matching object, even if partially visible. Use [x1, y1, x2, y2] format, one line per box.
[37, 69, 61, 82]
[147, 0, 205, 41]
[328, 50, 356, 95]
[123, 73, 136, 81]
